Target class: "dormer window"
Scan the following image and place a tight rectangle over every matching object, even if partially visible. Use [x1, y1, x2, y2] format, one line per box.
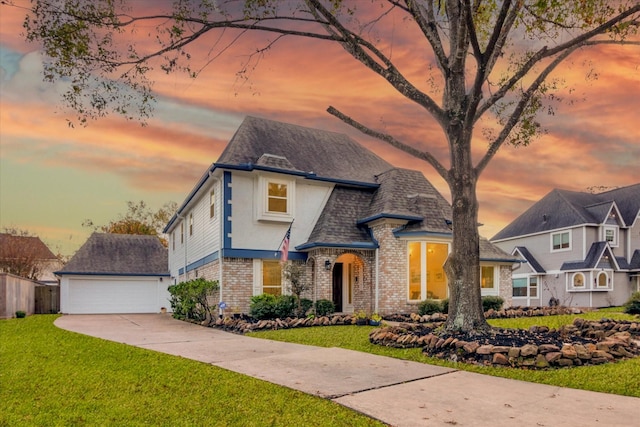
[604, 226, 618, 247]
[257, 176, 295, 222]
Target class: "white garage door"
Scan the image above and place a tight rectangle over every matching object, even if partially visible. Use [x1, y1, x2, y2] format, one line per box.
[67, 277, 160, 314]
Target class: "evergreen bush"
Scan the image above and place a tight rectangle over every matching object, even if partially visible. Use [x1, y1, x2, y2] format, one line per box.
[315, 299, 335, 316]
[482, 295, 505, 312]
[624, 291, 640, 315]
[418, 299, 443, 315]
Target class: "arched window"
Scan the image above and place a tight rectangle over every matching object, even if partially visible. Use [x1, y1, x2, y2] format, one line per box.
[597, 271, 608, 288]
[572, 273, 585, 288]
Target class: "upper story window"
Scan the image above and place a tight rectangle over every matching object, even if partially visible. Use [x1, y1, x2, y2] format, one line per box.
[258, 176, 295, 221]
[210, 189, 215, 218]
[604, 226, 618, 247]
[180, 223, 184, 244]
[172, 231, 175, 251]
[189, 213, 194, 236]
[551, 230, 571, 252]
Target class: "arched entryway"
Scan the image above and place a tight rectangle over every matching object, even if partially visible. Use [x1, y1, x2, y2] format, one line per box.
[331, 253, 364, 313]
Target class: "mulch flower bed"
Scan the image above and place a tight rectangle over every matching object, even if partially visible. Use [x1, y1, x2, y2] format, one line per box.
[200, 307, 640, 369]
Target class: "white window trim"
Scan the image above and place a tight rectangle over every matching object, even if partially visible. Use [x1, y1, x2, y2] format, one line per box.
[257, 176, 295, 222]
[406, 240, 451, 301]
[569, 272, 586, 290]
[603, 226, 618, 247]
[595, 271, 612, 290]
[480, 264, 499, 296]
[550, 230, 572, 253]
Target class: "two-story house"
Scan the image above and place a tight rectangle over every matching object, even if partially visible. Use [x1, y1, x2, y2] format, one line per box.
[165, 116, 518, 315]
[491, 184, 640, 308]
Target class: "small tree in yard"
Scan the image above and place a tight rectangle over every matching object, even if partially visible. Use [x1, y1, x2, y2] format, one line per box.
[15, 1, 640, 332]
[283, 262, 312, 317]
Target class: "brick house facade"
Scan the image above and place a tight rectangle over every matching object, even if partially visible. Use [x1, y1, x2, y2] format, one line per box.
[165, 117, 518, 316]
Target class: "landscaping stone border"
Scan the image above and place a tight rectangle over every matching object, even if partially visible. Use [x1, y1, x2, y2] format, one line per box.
[368, 318, 640, 369]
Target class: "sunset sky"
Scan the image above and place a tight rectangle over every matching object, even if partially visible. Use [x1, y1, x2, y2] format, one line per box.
[1, 2, 639, 256]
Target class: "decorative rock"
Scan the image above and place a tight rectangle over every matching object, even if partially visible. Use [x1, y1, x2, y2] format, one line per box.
[545, 352, 562, 363]
[561, 345, 577, 359]
[538, 344, 560, 354]
[493, 353, 509, 365]
[520, 344, 538, 357]
[463, 341, 480, 354]
[508, 347, 521, 358]
[476, 345, 494, 355]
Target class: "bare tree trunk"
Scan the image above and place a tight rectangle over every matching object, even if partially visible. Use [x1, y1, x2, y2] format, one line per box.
[443, 130, 491, 333]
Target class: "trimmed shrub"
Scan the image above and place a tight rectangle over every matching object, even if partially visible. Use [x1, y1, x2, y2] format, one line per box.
[418, 299, 443, 315]
[299, 298, 313, 316]
[624, 291, 640, 315]
[275, 295, 297, 318]
[168, 278, 219, 321]
[249, 294, 278, 320]
[482, 296, 505, 312]
[315, 299, 335, 317]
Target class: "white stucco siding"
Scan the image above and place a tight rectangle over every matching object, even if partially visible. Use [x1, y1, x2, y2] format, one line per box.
[230, 172, 332, 251]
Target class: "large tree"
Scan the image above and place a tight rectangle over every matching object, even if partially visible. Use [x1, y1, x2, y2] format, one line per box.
[15, 0, 640, 332]
[83, 200, 177, 247]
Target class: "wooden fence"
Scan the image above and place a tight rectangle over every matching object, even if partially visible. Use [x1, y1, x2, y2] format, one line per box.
[35, 285, 60, 314]
[0, 273, 60, 318]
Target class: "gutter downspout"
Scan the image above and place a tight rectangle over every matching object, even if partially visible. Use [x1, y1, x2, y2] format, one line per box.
[176, 213, 187, 282]
[367, 227, 380, 313]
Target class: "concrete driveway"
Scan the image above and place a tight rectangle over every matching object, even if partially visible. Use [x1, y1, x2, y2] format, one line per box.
[55, 314, 640, 427]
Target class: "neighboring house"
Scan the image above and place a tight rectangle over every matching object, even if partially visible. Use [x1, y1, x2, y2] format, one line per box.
[56, 233, 170, 314]
[491, 184, 640, 308]
[0, 233, 63, 285]
[165, 116, 518, 315]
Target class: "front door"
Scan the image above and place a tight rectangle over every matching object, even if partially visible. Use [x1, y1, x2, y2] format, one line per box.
[332, 263, 343, 312]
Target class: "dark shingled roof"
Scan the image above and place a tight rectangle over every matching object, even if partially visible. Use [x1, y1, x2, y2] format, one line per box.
[560, 242, 618, 271]
[479, 238, 521, 262]
[216, 116, 393, 184]
[58, 233, 168, 276]
[513, 246, 546, 273]
[630, 250, 640, 270]
[302, 187, 375, 248]
[492, 183, 640, 241]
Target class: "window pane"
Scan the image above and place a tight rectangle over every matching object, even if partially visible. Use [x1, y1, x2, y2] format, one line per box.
[530, 277, 538, 297]
[573, 273, 584, 287]
[267, 182, 288, 213]
[553, 232, 569, 250]
[210, 190, 215, 218]
[561, 232, 569, 248]
[268, 197, 287, 213]
[263, 260, 282, 296]
[512, 278, 527, 297]
[268, 183, 287, 198]
[598, 272, 607, 287]
[481, 266, 494, 289]
[426, 243, 447, 299]
[408, 242, 421, 300]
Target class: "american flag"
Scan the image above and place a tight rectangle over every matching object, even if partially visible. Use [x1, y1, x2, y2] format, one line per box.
[280, 225, 291, 263]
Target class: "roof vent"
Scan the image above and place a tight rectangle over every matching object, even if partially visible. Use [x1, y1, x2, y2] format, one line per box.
[543, 214, 548, 222]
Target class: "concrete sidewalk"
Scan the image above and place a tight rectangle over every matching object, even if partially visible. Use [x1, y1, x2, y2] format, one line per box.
[55, 314, 640, 427]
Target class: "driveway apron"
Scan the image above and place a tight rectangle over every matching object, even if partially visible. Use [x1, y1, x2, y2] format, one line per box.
[55, 314, 640, 427]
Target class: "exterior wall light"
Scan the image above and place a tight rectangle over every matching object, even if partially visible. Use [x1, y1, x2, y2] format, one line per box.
[325, 260, 331, 271]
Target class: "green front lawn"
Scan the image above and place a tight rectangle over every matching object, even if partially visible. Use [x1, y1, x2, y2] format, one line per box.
[0, 315, 383, 427]
[249, 309, 640, 397]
